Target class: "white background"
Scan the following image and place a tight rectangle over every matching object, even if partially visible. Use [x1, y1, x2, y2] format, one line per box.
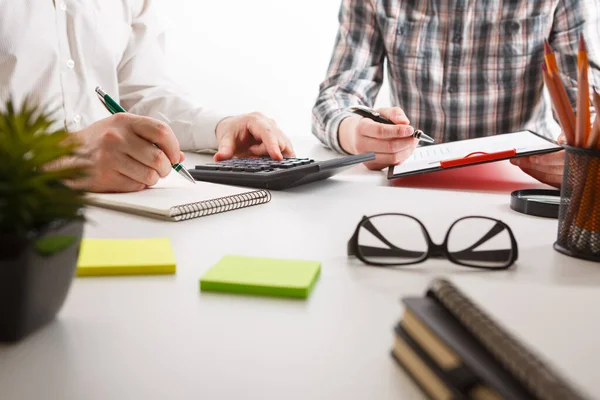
[154, 0, 391, 139]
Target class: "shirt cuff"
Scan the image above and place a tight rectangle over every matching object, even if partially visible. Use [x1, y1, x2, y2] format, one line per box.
[326, 110, 355, 155]
[191, 110, 230, 153]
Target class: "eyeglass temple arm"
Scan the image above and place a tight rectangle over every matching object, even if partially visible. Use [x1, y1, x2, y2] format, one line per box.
[454, 221, 505, 253]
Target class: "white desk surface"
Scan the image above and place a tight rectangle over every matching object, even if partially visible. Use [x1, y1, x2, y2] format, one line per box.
[2, 137, 599, 400]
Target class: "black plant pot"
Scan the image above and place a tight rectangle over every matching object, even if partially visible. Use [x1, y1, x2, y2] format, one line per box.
[0, 219, 84, 342]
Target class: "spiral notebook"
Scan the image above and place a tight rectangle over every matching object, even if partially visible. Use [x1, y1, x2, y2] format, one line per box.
[393, 278, 587, 400]
[85, 176, 271, 221]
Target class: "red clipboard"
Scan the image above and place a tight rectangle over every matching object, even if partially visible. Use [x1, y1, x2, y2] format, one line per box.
[387, 130, 562, 180]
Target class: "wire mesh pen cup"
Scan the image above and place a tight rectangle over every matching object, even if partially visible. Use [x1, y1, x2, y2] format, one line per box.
[554, 145, 600, 262]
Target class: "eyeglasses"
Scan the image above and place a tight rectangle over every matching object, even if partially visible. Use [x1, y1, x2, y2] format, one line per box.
[347, 214, 518, 270]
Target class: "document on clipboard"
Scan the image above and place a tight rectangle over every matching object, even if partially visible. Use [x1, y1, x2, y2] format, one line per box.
[387, 130, 562, 179]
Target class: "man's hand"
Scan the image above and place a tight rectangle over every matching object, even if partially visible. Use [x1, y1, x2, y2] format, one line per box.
[214, 112, 295, 161]
[510, 151, 565, 188]
[338, 107, 418, 170]
[66, 113, 184, 193]
[510, 133, 566, 188]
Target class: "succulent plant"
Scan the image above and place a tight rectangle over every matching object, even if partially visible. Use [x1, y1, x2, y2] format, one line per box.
[0, 99, 87, 239]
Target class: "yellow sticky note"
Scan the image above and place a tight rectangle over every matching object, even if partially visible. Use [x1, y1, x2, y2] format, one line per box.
[77, 238, 176, 276]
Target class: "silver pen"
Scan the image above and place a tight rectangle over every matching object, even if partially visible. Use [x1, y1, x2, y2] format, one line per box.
[348, 105, 435, 144]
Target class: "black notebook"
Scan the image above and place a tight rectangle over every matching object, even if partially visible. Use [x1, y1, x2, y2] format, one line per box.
[392, 278, 588, 400]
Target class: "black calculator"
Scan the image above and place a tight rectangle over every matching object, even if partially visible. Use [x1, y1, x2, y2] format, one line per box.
[188, 153, 375, 190]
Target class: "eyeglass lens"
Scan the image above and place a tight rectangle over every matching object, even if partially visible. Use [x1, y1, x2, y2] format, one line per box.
[357, 215, 514, 268]
[447, 217, 514, 268]
[357, 215, 428, 265]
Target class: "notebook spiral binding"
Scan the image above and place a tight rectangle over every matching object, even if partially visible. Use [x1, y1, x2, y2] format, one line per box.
[171, 190, 272, 221]
[429, 278, 587, 400]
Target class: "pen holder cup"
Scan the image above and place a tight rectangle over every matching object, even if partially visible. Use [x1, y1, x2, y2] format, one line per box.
[554, 145, 600, 262]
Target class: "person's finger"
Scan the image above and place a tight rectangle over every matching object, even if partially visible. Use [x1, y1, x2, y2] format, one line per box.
[519, 167, 562, 188]
[247, 143, 266, 156]
[179, 152, 185, 162]
[123, 133, 172, 177]
[359, 118, 415, 139]
[513, 155, 565, 169]
[246, 140, 291, 158]
[375, 107, 410, 125]
[129, 115, 181, 165]
[364, 161, 391, 171]
[277, 135, 296, 158]
[214, 132, 237, 161]
[356, 135, 418, 154]
[91, 171, 146, 193]
[527, 151, 565, 166]
[514, 162, 564, 175]
[247, 116, 284, 160]
[375, 151, 414, 166]
[281, 141, 295, 158]
[115, 153, 161, 187]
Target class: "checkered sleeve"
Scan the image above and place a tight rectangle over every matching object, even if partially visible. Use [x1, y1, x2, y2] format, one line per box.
[550, 0, 600, 119]
[311, 0, 386, 154]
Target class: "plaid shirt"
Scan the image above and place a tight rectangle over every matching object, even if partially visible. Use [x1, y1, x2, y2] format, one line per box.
[312, 0, 600, 154]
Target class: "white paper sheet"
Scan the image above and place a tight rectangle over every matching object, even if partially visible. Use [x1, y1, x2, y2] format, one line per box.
[390, 131, 560, 176]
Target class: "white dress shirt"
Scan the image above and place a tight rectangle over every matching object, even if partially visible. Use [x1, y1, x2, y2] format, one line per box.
[0, 0, 225, 151]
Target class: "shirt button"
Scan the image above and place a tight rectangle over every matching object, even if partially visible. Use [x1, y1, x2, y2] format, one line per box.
[73, 114, 81, 124]
[66, 59, 75, 69]
[59, 2, 67, 11]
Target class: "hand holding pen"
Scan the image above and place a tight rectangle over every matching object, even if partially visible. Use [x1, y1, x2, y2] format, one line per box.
[61, 88, 192, 193]
[348, 105, 434, 144]
[337, 105, 432, 171]
[95, 86, 195, 184]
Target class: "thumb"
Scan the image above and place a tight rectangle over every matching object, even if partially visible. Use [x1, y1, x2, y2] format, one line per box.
[214, 133, 236, 161]
[376, 107, 410, 125]
[179, 151, 185, 162]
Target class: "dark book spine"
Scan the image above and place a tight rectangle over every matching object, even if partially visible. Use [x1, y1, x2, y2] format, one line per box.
[428, 278, 588, 400]
[391, 325, 471, 400]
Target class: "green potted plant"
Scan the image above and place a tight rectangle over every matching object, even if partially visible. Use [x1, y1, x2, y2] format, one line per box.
[0, 99, 87, 342]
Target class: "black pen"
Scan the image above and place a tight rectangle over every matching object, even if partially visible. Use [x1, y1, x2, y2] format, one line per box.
[348, 105, 434, 144]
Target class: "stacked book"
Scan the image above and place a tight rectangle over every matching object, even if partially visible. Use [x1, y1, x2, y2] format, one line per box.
[391, 278, 587, 400]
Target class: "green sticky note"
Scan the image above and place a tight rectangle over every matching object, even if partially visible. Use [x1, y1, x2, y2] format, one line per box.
[77, 238, 176, 276]
[200, 255, 321, 299]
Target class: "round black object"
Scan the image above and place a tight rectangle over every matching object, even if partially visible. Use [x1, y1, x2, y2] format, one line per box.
[510, 189, 561, 219]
